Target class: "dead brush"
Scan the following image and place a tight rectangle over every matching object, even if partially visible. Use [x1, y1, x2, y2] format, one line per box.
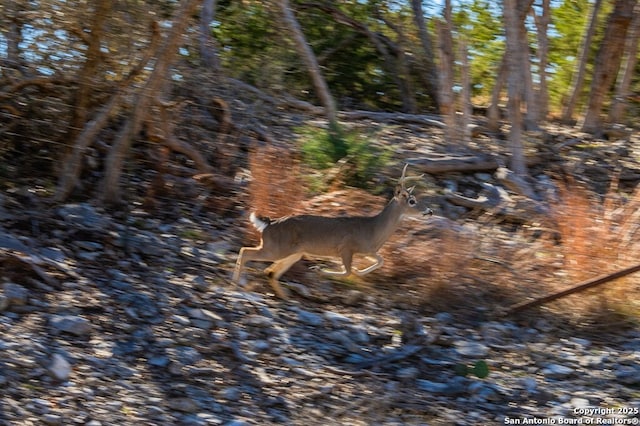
[248, 144, 303, 220]
[380, 217, 480, 308]
[547, 178, 640, 325]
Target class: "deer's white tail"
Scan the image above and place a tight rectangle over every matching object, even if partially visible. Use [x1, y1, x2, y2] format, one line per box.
[249, 212, 269, 232]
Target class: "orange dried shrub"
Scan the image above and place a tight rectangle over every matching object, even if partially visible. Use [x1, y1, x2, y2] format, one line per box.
[248, 144, 303, 220]
[549, 180, 640, 323]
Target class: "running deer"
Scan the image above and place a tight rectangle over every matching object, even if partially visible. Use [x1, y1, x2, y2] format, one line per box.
[233, 164, 432, 298]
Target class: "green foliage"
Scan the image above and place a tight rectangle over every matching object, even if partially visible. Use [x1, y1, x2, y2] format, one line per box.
[455, 360, 490, 378]
[298, 123, 391, 189]
[453, 0, 504, 100]
[547, 0, 593, 109]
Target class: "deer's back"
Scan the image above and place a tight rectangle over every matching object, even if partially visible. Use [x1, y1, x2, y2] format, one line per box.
[262, 214, 375, 257]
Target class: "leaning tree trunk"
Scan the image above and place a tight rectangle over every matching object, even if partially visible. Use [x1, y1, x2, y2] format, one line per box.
[582, 0, 637, 135]
[55, 22, 161, 202]
[608, 3, 640, 123]
[101, 0, 201, 204]
[66, 0, 111, 147]
[277, 0, 337, 125]
[561, 0, 603, 124]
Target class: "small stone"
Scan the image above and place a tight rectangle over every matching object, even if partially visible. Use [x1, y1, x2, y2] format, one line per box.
[323, 311, 351, 325]
[396, 366, 420, 380]
[167, 397, 199, 413]
[615, 365, 640, 385]
[42, 414, 64, 425]
[521, 377, 537, 393]
[188, 308, 223, 323]
[296, 309, 323, 326]
[0, 294, 8, 311]
[148, 355, 170, 367]
[3, 282, 29, 306]
[454, 341, 489, 357]
[220, 387, 242, 402]
[570, 397, 590, 408]
[417, 377, 466, 395]
[50, 315, 92, 336]
[48, 353, 72, 381]
[542, 363, 574, 379]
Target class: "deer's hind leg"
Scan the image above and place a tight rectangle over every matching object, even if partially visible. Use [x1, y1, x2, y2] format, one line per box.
[264, 253, 303, 299]
[233, 244, 277, 284]
[352, 253, 384, 276]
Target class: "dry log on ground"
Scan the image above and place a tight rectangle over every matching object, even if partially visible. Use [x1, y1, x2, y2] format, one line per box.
[407, 154, 543, 175]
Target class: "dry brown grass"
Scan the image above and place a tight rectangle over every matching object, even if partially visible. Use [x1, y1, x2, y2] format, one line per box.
[248, 144, 303, 220]
[543, 179, 640, 325]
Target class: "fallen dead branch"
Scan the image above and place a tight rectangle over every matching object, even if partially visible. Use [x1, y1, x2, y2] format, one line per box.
[0, 249, 62, 289]
[502, 262, 640, 315]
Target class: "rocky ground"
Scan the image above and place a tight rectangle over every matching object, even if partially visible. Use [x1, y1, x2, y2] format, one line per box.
[1, 121, 640, 425]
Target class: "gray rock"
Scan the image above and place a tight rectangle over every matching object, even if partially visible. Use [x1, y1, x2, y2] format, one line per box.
[3, 282, 29, 306]
[57, 203, 109, 229]
[48, 353, 72, 381]
[167, 397, 199, 413]
[542, 363, 574, 379]
[615, 365, 640, 385]
[50, 315, 92, 336]
[0, 294, 8, 311]
[417, 377, 467, 395]
[396, 366, 420, 380]
[454, 340, 489, 357]
[296, 309, 323, 326]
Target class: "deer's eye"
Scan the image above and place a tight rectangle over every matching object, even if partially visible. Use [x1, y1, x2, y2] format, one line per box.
[408, 197, 417, 206]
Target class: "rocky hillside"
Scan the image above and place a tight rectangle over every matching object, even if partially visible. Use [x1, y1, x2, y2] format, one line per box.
[1, 120, 640, 425]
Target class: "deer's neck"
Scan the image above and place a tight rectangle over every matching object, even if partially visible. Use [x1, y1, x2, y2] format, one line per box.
[370, 198, 405, 249]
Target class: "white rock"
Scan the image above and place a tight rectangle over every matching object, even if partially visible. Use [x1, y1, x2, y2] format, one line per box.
[48, 354, 72, 381]
[454, 341, 489, 357]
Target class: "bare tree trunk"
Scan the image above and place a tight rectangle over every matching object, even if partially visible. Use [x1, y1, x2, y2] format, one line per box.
[459, 37, 471, 144]
[562, 0, 603, 124]
[101, 0, 201, 204]
[376, 10, 417, 113]
[199, 0, 220, 71]
[436, 0, 456, 146]
[277, 0, 337, 125]
[0, 0, 24, 72]
[487, 54, 507, 132]
[531, 0, 551, 121]
[305, 2, 413, 115]
[410, 0, 440, 111]
[55, 22, 161, 202]
[582, 0, 637, 135]
[503, 0, 530, 177]
[66, 0, 112, 145]
[608, 3, 640, 123]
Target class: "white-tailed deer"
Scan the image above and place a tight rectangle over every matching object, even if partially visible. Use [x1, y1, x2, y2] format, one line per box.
[233, 164, 432, 298]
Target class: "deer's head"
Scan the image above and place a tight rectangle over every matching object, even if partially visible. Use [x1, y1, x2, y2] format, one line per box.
[394, 164, 433, 217]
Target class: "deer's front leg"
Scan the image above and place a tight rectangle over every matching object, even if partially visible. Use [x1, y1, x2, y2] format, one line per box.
[352, 254, 384, 276]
